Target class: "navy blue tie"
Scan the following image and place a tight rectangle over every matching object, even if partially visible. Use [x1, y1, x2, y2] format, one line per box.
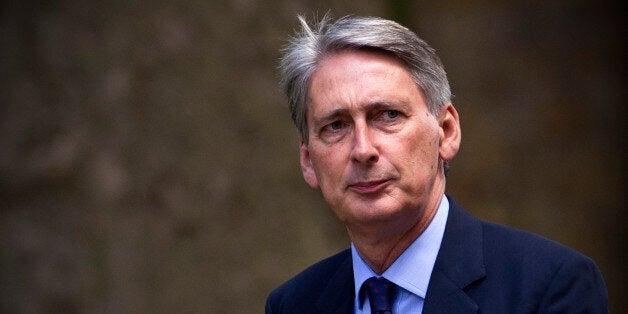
[363, 276, 398, 314]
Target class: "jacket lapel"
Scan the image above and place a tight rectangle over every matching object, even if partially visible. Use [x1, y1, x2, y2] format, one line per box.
[314, 252, 355, 314]
[423, 197, 486, 313]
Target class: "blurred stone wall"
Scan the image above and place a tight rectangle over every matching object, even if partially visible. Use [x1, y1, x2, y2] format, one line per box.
[0, 1, 623, 313]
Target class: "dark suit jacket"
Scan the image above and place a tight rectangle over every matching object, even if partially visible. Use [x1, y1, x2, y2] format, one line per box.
[266, 197, 608, 313]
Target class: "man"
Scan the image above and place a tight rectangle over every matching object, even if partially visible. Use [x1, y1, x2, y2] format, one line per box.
[266, 15, 608, 313]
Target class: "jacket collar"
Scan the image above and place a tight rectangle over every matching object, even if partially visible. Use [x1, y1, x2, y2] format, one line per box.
[313, 196, 486, 314]
[315, 251, 355, 314]
[423, 196, 486, 313]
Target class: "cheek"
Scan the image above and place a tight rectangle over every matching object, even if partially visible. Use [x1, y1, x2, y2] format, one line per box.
[396, 130, 440, 170]
[311, 151, 344, 184]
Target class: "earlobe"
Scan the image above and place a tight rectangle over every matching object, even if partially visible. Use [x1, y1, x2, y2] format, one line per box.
[438, 103, 461, 162]
[299, 141, 320, 189]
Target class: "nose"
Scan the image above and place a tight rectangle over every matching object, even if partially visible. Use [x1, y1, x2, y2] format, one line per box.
[350, 123, 379, 164]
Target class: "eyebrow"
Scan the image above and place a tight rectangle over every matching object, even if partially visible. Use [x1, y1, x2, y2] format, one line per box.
[312, 101, 411, 126]
[365, 101, 411, 112]
[314, 108, 349, 126]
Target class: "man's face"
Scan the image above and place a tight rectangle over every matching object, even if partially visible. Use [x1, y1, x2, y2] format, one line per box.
[300, 50, 460, 230]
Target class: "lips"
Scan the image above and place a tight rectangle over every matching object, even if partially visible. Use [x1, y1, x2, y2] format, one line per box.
[347, 179, 391, 194]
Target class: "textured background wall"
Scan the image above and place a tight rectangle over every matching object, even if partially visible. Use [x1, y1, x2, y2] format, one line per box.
[1, 1, 623, 313]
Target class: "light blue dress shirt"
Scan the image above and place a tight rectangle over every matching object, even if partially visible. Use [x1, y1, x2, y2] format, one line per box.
[352, 195, 449, 313]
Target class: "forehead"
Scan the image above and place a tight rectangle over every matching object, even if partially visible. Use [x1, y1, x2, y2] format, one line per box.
[307, 50, 423, 114]
[312, 49, 412, 84]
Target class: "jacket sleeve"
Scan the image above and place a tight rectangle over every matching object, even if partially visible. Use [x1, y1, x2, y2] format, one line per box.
[538, 255, 608, 313]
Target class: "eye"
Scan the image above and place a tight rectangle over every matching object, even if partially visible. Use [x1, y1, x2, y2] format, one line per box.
[328, 121, 343, 130]
[323, 120, 345, 133]
[383, 110, 400, 119]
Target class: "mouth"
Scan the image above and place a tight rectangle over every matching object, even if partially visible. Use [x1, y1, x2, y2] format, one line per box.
[347, 179, 391, 194]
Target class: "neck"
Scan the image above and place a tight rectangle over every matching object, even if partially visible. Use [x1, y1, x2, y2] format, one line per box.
[348, 179, 445, 274]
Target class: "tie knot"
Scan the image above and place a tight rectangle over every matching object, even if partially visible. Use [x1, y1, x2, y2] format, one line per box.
[363, 276, 397, 314]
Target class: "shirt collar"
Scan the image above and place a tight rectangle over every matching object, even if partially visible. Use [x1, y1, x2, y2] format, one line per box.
[352, 195, 450, 309]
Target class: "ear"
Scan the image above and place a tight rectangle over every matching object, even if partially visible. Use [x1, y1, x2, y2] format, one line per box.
[438, 103, 461, 162]
[299, 140, 320, 189]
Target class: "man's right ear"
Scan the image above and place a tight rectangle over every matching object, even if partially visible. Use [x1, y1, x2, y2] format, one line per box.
[299, 141, 320, 189]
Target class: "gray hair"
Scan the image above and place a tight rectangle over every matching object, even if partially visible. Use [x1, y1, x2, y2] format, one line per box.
[279, 14, 452, 143]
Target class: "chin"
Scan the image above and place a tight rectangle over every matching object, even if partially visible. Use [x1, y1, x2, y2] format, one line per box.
[342, 203, 407, 225]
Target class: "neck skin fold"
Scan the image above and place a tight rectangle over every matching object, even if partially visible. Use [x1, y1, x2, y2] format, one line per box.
[348, 168, 446, 274]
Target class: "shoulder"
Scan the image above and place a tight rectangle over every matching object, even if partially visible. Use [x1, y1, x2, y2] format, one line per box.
[479, 221, 608, 311]
[447, 197, 598, 268]
[479, 218, 600, 275]
[444, 197, 608, 311]
[481, 219, 584, 262]
[266, 249, 352, 313]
